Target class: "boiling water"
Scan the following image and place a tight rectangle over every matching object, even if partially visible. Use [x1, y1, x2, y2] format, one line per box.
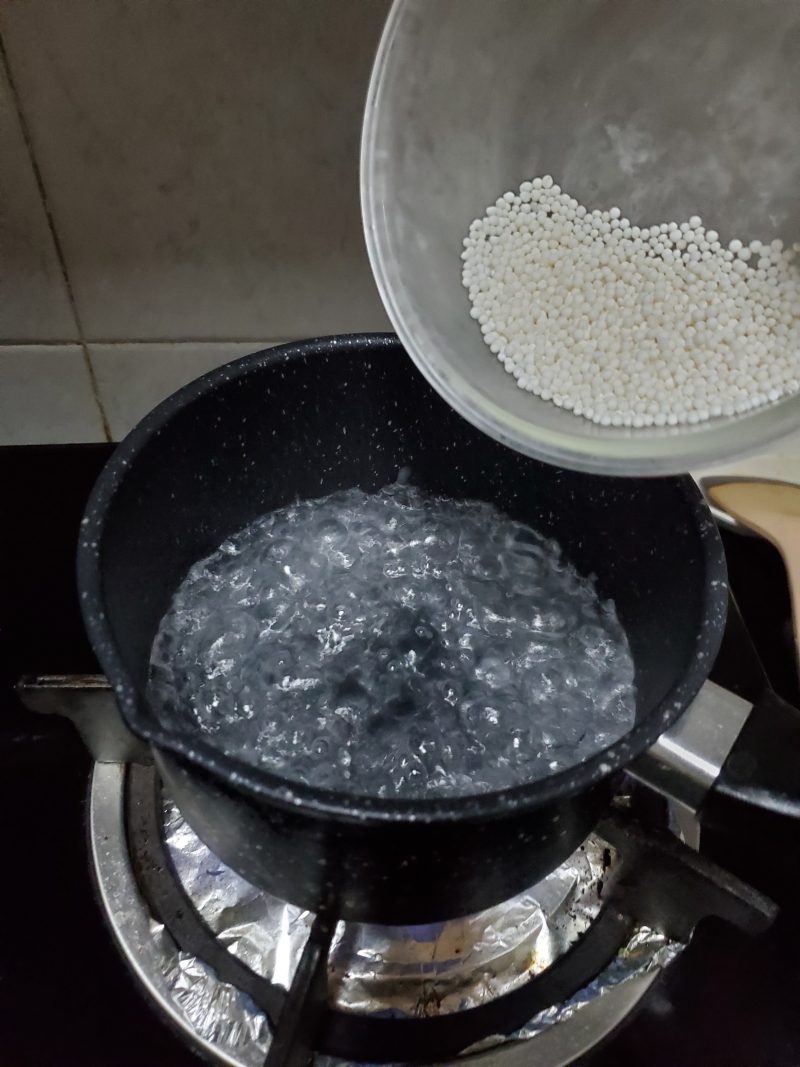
[149, 485, 635, 798]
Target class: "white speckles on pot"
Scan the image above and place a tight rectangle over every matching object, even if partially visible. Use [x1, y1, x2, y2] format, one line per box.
[78, 335, 727, 918]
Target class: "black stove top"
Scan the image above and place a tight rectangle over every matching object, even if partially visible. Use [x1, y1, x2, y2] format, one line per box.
[2, 444, 799, 1067]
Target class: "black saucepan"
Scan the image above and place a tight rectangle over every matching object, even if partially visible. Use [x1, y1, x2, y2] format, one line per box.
[78, 334, 729, 923]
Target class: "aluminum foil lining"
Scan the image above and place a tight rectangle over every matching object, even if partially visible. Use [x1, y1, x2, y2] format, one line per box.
[155, 798, 684, 1064]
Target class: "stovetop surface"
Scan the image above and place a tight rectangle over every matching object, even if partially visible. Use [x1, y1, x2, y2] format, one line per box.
[1, 444, 799, 1067]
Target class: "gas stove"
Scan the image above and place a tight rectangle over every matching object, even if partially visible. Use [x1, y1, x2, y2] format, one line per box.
[91, 763, 693, 1065]
[3, 444, 800, 1067]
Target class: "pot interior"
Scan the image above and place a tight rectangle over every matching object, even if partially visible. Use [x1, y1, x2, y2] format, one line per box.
[83, 336, 726, 795]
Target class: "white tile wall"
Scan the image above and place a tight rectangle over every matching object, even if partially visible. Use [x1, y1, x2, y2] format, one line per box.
[0, 0, 798, 487]
[0, 346, 104, 443]
[0, 59, 77, 341]
[89, 341, 278, 440]
[694, 433, 800, 487]
[0, 0, 391, 343]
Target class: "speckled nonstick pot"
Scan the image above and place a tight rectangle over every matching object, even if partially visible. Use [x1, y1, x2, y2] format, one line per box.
[77, 334, 727, 924]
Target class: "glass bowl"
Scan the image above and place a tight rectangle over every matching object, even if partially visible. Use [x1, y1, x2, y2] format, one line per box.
[361, 0, 800, 475]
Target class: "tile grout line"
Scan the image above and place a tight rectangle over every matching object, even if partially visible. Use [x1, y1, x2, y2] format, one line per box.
[0, 33, 113, 443]
[0, 337, 297, 347]
[86, 337, 295, 346]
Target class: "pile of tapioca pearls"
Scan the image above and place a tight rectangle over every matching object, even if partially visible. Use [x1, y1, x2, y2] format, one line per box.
[461, 176, 800, 427]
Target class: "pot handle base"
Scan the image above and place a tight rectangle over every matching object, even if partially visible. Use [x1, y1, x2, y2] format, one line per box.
[629, 681, 752, 812]
[703, 686, 800, 821]
[631, 680, 800, 823]
[16, 674, 151, 764]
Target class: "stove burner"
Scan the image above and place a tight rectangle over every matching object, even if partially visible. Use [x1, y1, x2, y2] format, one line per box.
[162, 794, 617, 1015]
[89, 763, 774, 1067]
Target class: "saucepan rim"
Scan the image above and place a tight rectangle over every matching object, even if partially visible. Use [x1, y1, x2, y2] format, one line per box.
[77, 333, 728, 825]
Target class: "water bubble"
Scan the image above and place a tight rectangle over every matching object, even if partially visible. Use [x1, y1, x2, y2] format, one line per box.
[148, 486, 635, 799]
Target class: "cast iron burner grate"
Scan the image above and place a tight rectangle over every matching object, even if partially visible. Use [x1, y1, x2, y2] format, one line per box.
[123, 764, 774, 1067]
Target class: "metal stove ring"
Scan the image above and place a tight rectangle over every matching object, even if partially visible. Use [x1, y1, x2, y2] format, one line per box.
[89, 761, 668, 1067]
